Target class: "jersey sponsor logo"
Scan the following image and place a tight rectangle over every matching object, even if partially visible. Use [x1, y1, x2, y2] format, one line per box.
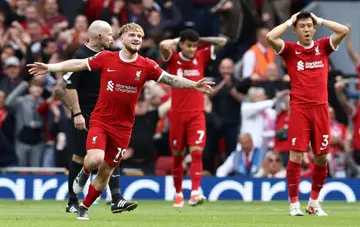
[315, 45, 320, 56]
[107, 80, 114, 91]
[135, 70, 141, 80]
[115, 84, 137, 93]
[107, 68, 117, 72]
[297, 60, 324, 71]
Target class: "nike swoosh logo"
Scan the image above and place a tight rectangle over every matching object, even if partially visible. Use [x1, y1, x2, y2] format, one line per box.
[320, 147, 326, 151]
[107, 69, 117, 72]
[295, 51, 301, 54]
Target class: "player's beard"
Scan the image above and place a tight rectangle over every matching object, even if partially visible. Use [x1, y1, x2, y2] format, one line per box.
[125, 43, 140, 54]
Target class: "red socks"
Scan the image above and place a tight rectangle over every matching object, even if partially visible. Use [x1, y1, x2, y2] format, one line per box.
[286, 160, 301, 203]
[82, 184, 103, 208]
[172, 155, 184, 193]
[310, 164, 328, 200]
[190, 150, 202, 191]
[83, 166, 91, 175]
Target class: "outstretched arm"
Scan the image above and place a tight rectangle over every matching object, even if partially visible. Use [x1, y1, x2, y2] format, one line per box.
[158, 71, 214, 94]
[28, 59, 89, 76]
[266, 13, 299, 53]
[311, 13, 349, 49]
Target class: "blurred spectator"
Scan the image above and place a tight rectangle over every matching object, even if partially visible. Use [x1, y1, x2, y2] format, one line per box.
[70, 15, 88, 43]
[274, 94, 290, 166]
[39, 0, 68, 34]
[328, 106, 347, 178]
[20, 4, 51, 37]
[261, 0, 291, 29]
[241, 87, 286, 151]
[255, 151, 286, 178]
[209, 58, 243, 157]
[100, 0, 127, 26]
[241, 26, 275, 80]
[6, 79, 45, 167]
[0, 56, 23, 95]
[216, 133, 263, 177]
[345, 24, 360, 89]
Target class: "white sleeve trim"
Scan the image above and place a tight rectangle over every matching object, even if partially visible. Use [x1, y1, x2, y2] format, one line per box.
[210, 45, 216, 60]
[275, 40, 285, 55]
[329, 34, 339, 51]
[156, 71, 165, 83]
[86, 58, 92, 71]
[161, 50, 173, 62]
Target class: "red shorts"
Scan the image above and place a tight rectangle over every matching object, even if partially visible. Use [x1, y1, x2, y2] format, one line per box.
[288, 105, 330, 154]
[169, 111, 206, 150]
[86, 119, 130, 166]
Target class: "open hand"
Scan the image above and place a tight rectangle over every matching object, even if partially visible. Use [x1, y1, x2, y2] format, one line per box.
[74, 114, 86, 130]
[290, 12, 300, 24]
[194, 78, 215, 94]
[27, 62, 49, 76]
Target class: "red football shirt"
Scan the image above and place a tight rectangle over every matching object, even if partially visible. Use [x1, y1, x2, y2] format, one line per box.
[164, 45, 215, 112]
[352, 103, 360, 150]
[87, 51, 163, 136]
[278, 36, 337, 108]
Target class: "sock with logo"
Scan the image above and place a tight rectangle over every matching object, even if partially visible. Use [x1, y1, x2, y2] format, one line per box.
[68, 160, 82, 204]
[286, 160, 301, 203]
[172, 154, 184, 193]
[109, 165, 122, 203]
[82, 184, 103, 208]
[310, 164, 328, 200]
[190, 150, 203, 191]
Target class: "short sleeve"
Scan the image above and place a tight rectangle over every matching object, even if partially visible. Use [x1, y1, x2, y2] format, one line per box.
[198, 45, 216, 65]
[319, 36, 338, 56]
[146, 58, 164, 82]
[87, 51, 109, 71]
[278, 40, 293, 59]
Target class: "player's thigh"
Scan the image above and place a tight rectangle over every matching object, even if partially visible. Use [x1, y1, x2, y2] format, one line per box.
[169, 114, 186, 151]
[288, 108, 311, 152]
[311, 105, 331, 155]
[86, 126, 107, 161]
[104, 134, 130, 167]
[187, 112, 206, 149]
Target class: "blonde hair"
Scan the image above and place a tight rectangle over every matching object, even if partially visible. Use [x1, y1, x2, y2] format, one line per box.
[119, 22, 144, 37]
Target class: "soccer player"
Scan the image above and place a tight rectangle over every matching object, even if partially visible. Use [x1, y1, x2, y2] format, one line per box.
[159, 29, 227, 207]
[56, 21, 137, 214]
[28, 22, 214, 220]
[266, 11, 349, 216]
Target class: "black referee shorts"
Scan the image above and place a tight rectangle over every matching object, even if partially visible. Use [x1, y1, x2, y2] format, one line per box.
[72, 112, 91, 158]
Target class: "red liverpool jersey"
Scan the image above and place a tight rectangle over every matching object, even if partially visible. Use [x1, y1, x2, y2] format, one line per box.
[87, 50, 163, 136]
[165, 45, 215, 112]
[278, 36, 337, 108]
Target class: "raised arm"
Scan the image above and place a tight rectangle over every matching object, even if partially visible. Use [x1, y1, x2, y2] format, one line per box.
[158, 71, 214, 94]
[334, 78, 355, 117]
[199, 36, 228, 53]
[311, 13, 349, 49]
[159, 38, 179, 61]
[27, 59, 89, 76]
[266, 13, 299, 53]
[345, 24, 360, 65]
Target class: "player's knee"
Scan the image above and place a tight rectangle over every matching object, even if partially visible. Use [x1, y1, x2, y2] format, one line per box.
[190, 150, 202, 163]
[289, 150, 303, 164]
[86, 149, 104, 168]
[313, 154, 328, 166]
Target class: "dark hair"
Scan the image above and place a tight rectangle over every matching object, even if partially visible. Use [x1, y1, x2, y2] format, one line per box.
[256, 26, 270, 37]
[179, 29, 200, 42]
[41, 38, 56, 48]
[294, 11, 316, 27]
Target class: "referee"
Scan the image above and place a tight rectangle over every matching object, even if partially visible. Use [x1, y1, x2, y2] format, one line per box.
[58, 20, 137, 214]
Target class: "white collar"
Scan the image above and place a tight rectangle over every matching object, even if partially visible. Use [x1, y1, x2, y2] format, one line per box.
[256, 42, 267, 53]
[179, 52, 191, 61]
[296, 40, 314, 49]
[119, 50, 138, 63]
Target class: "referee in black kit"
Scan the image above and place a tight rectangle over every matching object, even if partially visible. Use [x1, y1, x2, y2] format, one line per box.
[57, 20, 137, 214]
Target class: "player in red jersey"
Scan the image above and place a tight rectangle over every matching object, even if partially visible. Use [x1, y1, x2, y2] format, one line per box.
[160, 29, 227, 207]
[266, 11, 348, 216]
[28, 22, 214, 220]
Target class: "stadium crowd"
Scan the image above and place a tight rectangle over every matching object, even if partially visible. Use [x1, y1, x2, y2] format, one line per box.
[0, 0, 359, 179]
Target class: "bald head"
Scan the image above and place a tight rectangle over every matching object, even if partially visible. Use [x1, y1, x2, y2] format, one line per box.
[265, 63, 279, 81]
[238, 133, 253, 154]
[219, 58, 234, 76]
[88, 20, 112, 39]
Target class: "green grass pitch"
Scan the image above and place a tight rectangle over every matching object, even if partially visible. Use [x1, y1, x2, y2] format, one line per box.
[0, 200, 359, 227]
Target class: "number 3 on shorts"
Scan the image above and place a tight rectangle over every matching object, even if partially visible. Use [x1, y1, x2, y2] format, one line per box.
[195, 130, 205, 145]
[321, 135, 329, 147]
[113, 148, 126, 163]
